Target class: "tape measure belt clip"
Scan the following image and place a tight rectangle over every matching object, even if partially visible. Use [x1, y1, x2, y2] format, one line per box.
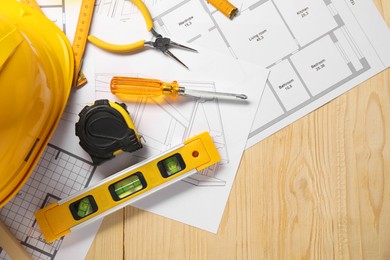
[76, 100, 142, 165]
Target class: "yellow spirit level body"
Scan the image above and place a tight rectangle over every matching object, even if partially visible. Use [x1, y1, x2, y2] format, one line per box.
[35, 132, 220, 242]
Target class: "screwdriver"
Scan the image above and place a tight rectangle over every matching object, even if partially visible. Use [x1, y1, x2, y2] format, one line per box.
[110, 76, 248, 100]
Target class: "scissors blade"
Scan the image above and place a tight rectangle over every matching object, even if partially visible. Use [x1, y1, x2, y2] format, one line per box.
[163, 49, 189, 69]
[169, 41, 198, 52]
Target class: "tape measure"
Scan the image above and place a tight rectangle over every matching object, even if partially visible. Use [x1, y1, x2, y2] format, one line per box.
[75, 99, 143, 165]
[35, 131, 221, 242]
[21, 0, 95, 87]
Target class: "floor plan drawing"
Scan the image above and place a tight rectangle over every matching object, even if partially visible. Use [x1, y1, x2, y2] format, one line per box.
[95, 0, 164, 20]
[233, 0, 372, 142]
[0, 145, 96, 260]
[36, 0, 66, 32]
[129, 0, 389, 147]
[37, 0, 82, 42]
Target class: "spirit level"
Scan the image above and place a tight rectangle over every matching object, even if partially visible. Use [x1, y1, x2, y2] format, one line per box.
[35, 132, 220, 242]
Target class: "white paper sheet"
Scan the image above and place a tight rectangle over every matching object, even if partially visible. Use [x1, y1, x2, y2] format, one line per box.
[128, 0, 390, 148]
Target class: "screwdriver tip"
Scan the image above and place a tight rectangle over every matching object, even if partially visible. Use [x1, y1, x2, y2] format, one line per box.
[237, 94, 248, 100]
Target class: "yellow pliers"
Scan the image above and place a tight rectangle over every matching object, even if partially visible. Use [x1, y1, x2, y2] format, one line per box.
[88, 0, 197, 69]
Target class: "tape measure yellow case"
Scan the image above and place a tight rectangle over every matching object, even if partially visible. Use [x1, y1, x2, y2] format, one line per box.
[35, 132, 220, 242]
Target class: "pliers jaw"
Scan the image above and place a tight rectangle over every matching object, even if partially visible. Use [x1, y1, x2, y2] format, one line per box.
[146, 28, 197, 69]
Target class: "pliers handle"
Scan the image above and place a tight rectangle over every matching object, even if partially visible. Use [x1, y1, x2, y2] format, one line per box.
[87, 37, 147, 53]
[88, 0, 153, 53]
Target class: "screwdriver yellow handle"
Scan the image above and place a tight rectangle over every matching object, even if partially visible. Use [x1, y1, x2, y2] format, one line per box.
[110, 77, 180, 98]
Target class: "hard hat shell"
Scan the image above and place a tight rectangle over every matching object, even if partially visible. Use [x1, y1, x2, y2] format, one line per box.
[0, 1, 74, 207]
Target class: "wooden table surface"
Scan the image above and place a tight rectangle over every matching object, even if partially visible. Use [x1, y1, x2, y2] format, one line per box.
[87, 2, 389, 259]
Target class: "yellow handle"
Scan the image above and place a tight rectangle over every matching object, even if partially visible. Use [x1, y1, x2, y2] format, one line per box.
[131, 0, 153, 31]
[87, 0, 153, 53]
[88, 36, 145, 53]
[110, 77, 180, 98]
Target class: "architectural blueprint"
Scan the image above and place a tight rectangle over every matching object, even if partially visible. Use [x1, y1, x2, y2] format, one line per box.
[36, 0, 81, 41]
[130, 0, 390, 148]
[95, 0, 163, 20]
[0, 145, 96, 260]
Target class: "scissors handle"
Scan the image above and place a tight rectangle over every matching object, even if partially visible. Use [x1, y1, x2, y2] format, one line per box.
[88, 36, 145, 53]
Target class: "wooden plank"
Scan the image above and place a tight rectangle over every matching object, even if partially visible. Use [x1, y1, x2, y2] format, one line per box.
[86, 210, 124, 259]
[0, 220, 32, 260]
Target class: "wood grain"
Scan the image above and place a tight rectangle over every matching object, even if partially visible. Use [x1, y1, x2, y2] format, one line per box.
[87, 2, 390, 259]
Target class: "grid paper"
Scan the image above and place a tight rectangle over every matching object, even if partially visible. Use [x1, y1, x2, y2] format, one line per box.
[0, 144, 96, 260]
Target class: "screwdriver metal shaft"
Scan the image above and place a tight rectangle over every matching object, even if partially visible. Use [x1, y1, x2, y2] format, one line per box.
[178, 87, 247, 100]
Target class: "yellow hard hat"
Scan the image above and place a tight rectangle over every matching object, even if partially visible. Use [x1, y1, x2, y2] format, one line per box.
[0, 1, 74, 207]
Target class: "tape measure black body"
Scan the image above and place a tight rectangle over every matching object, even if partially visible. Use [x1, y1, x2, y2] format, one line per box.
[76, 100, 142, 165]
